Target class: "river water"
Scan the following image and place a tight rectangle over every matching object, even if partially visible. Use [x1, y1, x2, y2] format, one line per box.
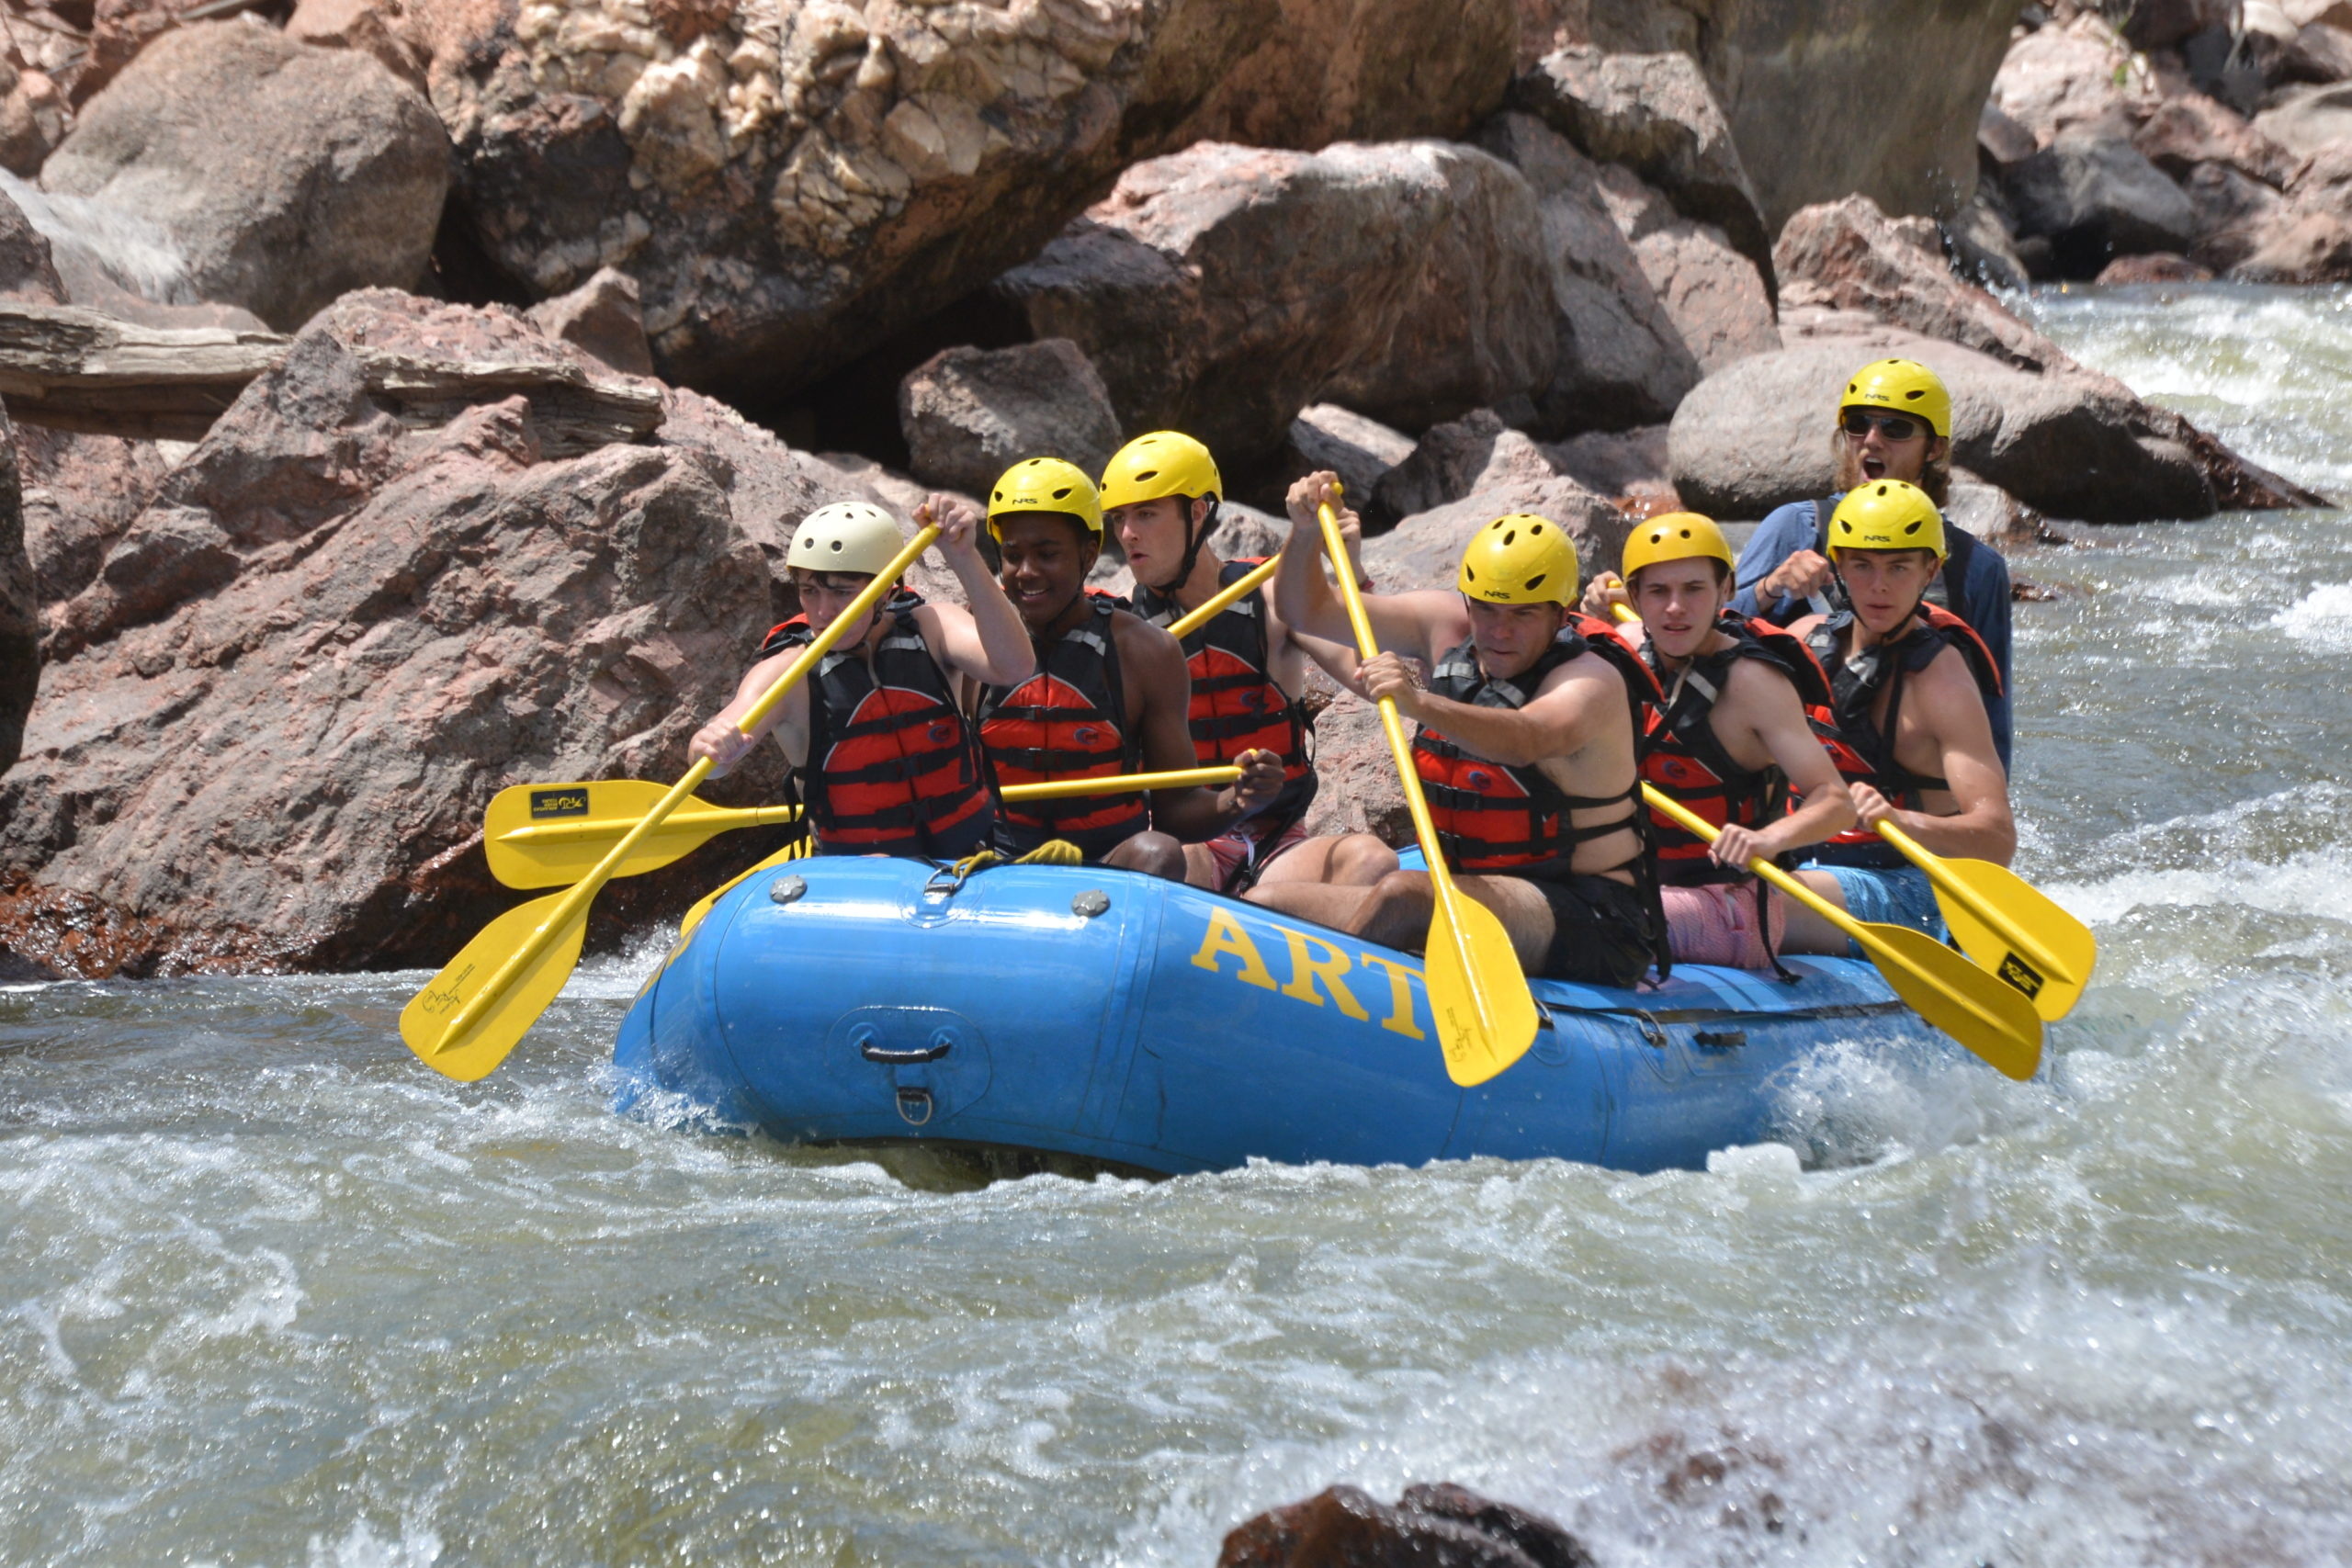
[6, 287, 2351, 1568]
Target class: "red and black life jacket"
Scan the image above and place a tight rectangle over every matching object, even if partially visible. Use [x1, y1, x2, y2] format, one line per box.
[975, 594, 1149, 859]
[1804, 602, 2002, 870]
[1637, 614, 1833, 887]
[1412, 615, 1661, 880]
[759, 592, 993, 859]
[1131, 558, 1317, 831]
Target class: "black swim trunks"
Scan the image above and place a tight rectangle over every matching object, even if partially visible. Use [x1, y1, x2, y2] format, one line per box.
[1527, 873, 1658, 989]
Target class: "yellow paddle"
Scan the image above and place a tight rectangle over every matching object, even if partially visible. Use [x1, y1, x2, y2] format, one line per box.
[1164, 557, 1279, 639]
[1642, 786, 2041, 1080]
[1608, 604, 2093, 1020]
[401, 525, 942, 1082]
[1868, 820, 2093, 1021]
[1316, 501, 1537, 1087]
[482, 767, 1244, 889]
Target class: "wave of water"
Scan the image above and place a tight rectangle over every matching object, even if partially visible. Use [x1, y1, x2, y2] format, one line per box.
[6, 287, 2352, 1565]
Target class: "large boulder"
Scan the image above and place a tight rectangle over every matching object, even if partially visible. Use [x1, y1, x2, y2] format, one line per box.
[1475, 112, 1700, 434]
[1773, 195, 2075, 373]
[2254, 80, 2352, 159]
[2001, 132, 2199, 278]
[993, 140, 1554, 467]
[2224, 148, 2352, 282]
[0, 292, 904, 977]
[1987, 14, 2159, 147]
[2132, 94, 2301, 188]
[897, 338, 1122, 498]
[1506, 46, 1772, 290]
[1363, 436, 1628, 586]
[0, 405, 28, 779]
[397, 0, 1517, 396]
[40, 22, 451, 331]
[1629, 0, 2022, 232]
[1279, 403, 1416, 503]
[1667, 333, 2316, 525]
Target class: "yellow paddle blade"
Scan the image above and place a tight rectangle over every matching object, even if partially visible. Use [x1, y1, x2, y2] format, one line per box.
[1925, 856, 2097, 1021]
[1421, 882, 1542, 1087]
[399, 893, 589, 1082]
[483, 780, 795, 889]
[1850, 919, 2042, 1081]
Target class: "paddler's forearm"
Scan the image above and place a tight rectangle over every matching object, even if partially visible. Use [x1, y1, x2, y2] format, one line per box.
[1884, 802, 2015, 864]
[1751, 784, 1855, 862]
[1274, 516, 1349, 649]
[945, 546, 1034, 685]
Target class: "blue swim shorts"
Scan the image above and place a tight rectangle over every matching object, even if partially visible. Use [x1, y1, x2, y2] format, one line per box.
[1806, 863, 1947, 959]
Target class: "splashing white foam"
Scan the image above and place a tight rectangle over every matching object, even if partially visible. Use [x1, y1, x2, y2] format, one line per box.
[2272, 582, 2352, 652]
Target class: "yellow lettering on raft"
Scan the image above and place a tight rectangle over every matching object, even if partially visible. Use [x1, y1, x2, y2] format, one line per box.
[1274, 926, 1371, 1021]
[1190, 908, 1276, 990]
[1356, 953, 1428, 1039]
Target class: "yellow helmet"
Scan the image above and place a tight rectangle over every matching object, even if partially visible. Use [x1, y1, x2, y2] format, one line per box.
[1622, 511, 1735, 584]
[1457, 513, 1577, 606]
[786, 501, 906, 578]
[1840, 356, 1951, 439]
[987, 457, 1102, 538]
[1098, 431, 1222, 513]
[1827, 479, 1948, 559]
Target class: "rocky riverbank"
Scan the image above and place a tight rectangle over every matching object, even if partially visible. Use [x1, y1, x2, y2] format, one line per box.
[0, 0, 2343, 979]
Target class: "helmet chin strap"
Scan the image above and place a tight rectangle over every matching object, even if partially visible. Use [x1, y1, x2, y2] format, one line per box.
[1156, 496, 1220, 596]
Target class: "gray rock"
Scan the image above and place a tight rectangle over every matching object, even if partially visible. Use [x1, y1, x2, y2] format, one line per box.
[2184, 163, 2290, 271]
[1282, 404, 1416, 503]
[2254, 80, 2352, 159]
[1944, 188, 2031, 291]
[41, 22, 451, 331]
[1366, 408, 1573, 530]
[1318, 143, 1558, 434]
[897, 339, 1122, 498]
[995, 140, 1554, 467]
[0, 185, 62, 303]
[2132, 94, 2301, 187]
[526, 266, 655, 378]
[413, 0, 1520, 397]
[1774, 194, 2074, 373]
[0, 405, 28, 778]
[1475, 112, 1697, 434]
[1363, 467, 1629, 595]
[2002, 133, 2199, 278]
[1507, 46, 1773, 292]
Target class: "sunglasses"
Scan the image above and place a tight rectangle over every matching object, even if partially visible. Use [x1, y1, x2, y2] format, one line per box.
[1842, 410, 1926, 442]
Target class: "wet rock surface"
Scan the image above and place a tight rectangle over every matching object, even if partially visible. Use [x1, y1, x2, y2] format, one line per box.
[1219, 1483, 1596, 1568]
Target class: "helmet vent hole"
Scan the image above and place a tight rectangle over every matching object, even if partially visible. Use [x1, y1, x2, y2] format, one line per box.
[1502, 529, 1518, 546]
[1525, 572, 1546, 590]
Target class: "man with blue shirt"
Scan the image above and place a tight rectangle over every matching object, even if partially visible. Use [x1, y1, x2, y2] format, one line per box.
[1642, 358, 2016, 768]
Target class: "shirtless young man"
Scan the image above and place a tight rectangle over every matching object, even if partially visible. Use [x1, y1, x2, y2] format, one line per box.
[1102, 430, 1394, 895]
[971, 457, 1284, 879]
[1588, 513, 1857, 967]
[1250, 473, 1668, 988]
[1781, 480, 2015, 953]
[688, 497, 1033, 859]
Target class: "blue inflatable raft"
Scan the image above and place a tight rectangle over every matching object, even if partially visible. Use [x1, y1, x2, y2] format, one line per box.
[613, 853, 1955, 1175]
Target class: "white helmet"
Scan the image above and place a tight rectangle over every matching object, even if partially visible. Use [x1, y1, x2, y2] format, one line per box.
[786, 501, 905, 577]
